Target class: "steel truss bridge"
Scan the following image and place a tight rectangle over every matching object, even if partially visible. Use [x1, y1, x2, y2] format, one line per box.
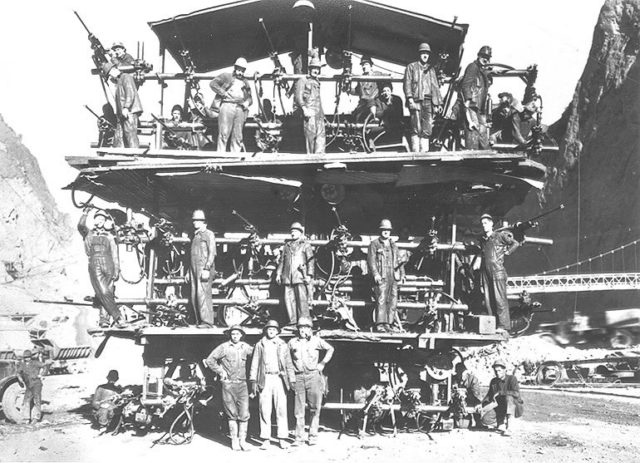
[507, 273, 640, 294]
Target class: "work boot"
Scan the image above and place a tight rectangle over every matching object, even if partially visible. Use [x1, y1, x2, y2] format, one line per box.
[410, 135, 420, 152]
[229, 420, 240, 451]
[238, 421, 249, 451]
[419, 137, 430, 152]
[279, 439, 290, 449]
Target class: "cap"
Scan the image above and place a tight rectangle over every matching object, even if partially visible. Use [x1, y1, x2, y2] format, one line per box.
[498, 92, 513, 100]
[478, 45, 492, 59]
[226, 325, 245, 336]
[234, 57, 248, 69]
[418, 42, 431, 53]
[492, 359, 507, 369]
[22, 349, 32, 358]
[309, 57, 322, 68]
[94, 210, 109, 219]
[360, 55, 373, 66]
[264, 319, 281, 332]
[297, 316, 313, 328]
[290, 222, 305, 232]
[171, 104, 183, 113]
[192, 209, 206, 221]
[379, 219, 393, 230]
[107, 370, 119, 381]
[111, 42, 125, 50]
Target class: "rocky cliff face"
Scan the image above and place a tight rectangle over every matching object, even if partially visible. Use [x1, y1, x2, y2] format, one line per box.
[508, 0, 640, 318]
[0, 114, 73, 282]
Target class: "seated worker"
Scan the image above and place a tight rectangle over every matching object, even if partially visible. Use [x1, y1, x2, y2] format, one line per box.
[91, 370, 123, 428]
[350, 55, 383, 122]
[480, 359, 523, 436]
[490, 92, 514, 133]
[162, 104, 201, 149]
[372, 82, 404, 131]
[491, 99, 541, 146]
[453, 362, 484, 428]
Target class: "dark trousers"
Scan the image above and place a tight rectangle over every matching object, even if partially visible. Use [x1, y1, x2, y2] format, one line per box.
[113, 113, 140, 148]
[88, 256, 119, 321]
[221, 381, 249, 422]
[218, 102, 247, 152]
[284, 284, 311, 325]
[481, 271, 510, 329]
[294, 370, 323, 440]
[409, 98, 434, 137]
[23, 381, 42, 422]
[190, 266, 214, 325]
[464, 112, 489, 149]
[304, 112, 326, 154]
[373, 276, 398, 325]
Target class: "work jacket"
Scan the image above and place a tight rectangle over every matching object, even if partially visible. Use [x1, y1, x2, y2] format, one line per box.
[77, 213, 120, 275]
[91, 383, 122, 410]
[277, 238, 314, 285]
[191, 228, 216, 272]
[460, 60, 492, 114]
[205, 340, 253, 382]
[294, 75, 323, 116]
[479, 230, 519, 278]
[209, 72, 252, 106]
[403, 61, 442, 105]
[115, 73, 143, 116]
[367, 237, 404, 282]
[249, 336, 296, 391]
[484, 374, 522, 403]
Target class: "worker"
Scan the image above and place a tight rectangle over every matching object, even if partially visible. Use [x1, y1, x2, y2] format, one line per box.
[482, 359, 523, 436]
[78, 208, 123, 328]
[91, 369, 123, 428]
[110, 42, 135, 67]
[104, 62, 143, 148]
[453, 362, 484, 428]
[478, 213, 519, 333]
[205, 325, 253, 451]
[350, 55, 383, 122]
[373, 82, 404, 131]
[491, 92, 514, 133]
[460, 46, 493, 150]
[249, 320, 296, 449]
[210, 57, 253, 152]
[288, 316, 334, 446]
[367, 219, 404, 332]
[492, 100, 541, 146]
[294, 57, 325, 154]
[189, 209, 216, 325]
[403, 42, 443, 152]
[276, 222, 315, 325]
[16, 350, 46, 424]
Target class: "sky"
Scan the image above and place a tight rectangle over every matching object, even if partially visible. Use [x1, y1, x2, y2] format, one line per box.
[0, 0, 604, 215]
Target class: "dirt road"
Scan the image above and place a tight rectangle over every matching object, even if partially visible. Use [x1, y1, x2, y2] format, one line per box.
[1, 373, 639, 463]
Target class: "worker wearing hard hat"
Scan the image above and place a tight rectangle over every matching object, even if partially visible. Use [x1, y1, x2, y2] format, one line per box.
[294, 57, 325, 153]
[403, 42, 443, 152]
[189, 209, 217, 325]
[460, 45, 493, 150]
[110, 41, 135, 67]
[276, 222, 315, 325]
[367, 219, 404, 332]
[210, 57, 253, 152]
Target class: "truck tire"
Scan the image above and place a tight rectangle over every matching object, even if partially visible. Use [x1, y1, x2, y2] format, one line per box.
[1, 381, 26, 423]
[608, 329, 634, 349]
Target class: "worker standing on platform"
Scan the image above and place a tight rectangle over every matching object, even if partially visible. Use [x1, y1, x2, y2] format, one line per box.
[460, 46, 493, 150]
[350, 55, 382, 122]
[103, 62, 143, 149]
[276, 222, 315, 325]
[205, 325, 253, 451]
[367, 219, 404, 332]
[210, 57, 253, 152]
[110, 42, 135, 67]
[249, 320, 296, 449]
[294, 57, 325, 154]
[288, 317, 334, 446]
[478, 213, 519, 333]
[403, 42, 443, 152]
[78, 208, 123, 328]
[189, 209, 216, 326]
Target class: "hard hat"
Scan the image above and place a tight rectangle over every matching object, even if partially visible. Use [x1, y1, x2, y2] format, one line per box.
[379, 219, 393, 230]
[360, 55, 373, 66]
[234, 57, 248, 69]
[264, 319, 281, 332]
[308, 57, 322, 68]
[111, 42, 125, 50]
[478, 45, 492, 59]
[171, 104, 183, 113]
[94, 210, 109, 219]
[290, 222, 305, 232]
[226, 325, 246, 336]
[107, 370, 119, 381]
[492, 359, 507, 369]
[192, 209, 206, 221]
[22, 350, 33, 358]
[480, 213, 493, 222]
[297, 316, 313, 328]
[418, 42, 431, 53]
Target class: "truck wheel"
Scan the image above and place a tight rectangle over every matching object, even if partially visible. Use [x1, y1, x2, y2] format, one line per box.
[1, 381, 26, 423]
[609, 329, 634, 349]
